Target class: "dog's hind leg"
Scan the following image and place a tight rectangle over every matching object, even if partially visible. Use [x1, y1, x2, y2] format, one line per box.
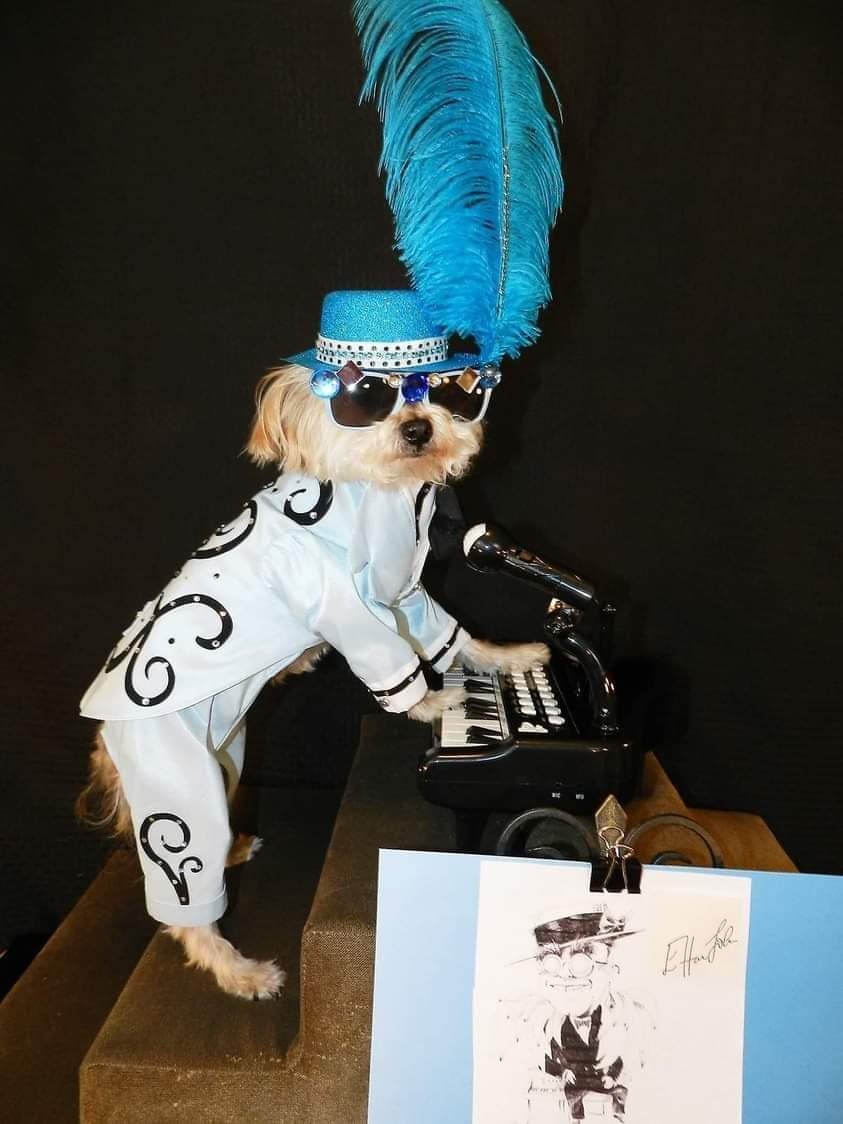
[270, 641, 331, 686]
[213, 715, 265, 868]
[219, 645, 329, 871]
[226, 832, 263, 867]
[75, 728, 133, 842]
[166, 923, 285, 1000]
[94, 712, 284, 1000]
[213, 646, 330, 874]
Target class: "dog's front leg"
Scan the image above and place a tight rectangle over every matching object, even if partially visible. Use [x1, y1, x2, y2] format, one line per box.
[407, 685, 467, 723]
[460, 637, 551, 676]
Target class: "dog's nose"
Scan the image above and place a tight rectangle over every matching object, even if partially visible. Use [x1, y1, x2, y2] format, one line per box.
[400, 417, 433, 448]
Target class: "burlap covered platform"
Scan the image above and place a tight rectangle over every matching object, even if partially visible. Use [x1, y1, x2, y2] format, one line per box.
[0, 717, 794, 1122]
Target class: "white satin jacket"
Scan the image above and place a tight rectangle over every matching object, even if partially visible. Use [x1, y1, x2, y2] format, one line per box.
[79, 474, 468, 720]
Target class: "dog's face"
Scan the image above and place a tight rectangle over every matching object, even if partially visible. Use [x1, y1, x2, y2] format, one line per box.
[246, 364, 484, 486]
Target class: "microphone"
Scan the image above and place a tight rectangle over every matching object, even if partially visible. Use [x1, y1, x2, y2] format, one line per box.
[463, 523, 595, 611]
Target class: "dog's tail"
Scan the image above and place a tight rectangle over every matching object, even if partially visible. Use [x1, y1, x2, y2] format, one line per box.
[75, 730, 134, 844]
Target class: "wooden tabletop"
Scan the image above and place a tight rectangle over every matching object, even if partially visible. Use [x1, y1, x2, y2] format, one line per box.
[625, 754, 797, 873]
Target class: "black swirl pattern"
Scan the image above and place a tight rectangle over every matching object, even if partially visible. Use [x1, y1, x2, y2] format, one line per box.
[283, 480, 334, 526]
[105, 593, 233, 707]
[191, 500, 258, 559]
[139, 813, 204, 905]
[414, 483, 433, 544]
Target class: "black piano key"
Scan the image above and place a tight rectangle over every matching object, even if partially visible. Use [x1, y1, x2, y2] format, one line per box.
[463, 679, 496, 694]
[465, 725, 503, 745]
[464, 702, 499, 719]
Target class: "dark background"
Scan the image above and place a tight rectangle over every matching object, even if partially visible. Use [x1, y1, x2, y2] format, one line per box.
[2, 0, 841, 949]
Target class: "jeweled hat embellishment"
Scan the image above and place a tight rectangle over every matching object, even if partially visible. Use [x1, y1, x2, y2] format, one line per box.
[314, 332, 448, 369]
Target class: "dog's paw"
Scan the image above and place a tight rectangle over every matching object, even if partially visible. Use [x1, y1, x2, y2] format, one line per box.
[226, 833, 264, 868]
[223, 957, 286, 1001]
[407, 686, 467, 723]
[435, 685, 469, 711]
[461, 639, 551, 676]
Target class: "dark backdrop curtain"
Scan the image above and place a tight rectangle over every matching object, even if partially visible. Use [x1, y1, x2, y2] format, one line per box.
[2, 0, 840, 942]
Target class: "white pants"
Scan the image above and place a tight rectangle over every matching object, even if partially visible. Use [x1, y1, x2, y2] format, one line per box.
[100, 685, 256, 927]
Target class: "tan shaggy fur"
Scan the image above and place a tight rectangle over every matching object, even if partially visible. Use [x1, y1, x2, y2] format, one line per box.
[270, 641, 330, 686]
[75, 733, 133, 842]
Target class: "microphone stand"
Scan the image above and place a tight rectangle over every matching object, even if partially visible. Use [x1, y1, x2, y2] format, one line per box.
[543, 598, 620, 737]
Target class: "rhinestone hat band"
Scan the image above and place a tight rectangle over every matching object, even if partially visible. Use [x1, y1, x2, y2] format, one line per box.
[315, 332, 449, 369]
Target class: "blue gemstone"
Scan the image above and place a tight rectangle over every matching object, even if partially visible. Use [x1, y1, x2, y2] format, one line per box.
[402, 372, 428, 403]
[310, 369, 341, 399]
[478, 365, 502, 390]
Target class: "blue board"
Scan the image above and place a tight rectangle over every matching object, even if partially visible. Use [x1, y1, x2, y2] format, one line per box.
[368, 850, 843, 1124]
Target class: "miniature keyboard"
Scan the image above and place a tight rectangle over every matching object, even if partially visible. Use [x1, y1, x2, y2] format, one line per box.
[420, 659, 641, 813]
[437, 661, 573, 748]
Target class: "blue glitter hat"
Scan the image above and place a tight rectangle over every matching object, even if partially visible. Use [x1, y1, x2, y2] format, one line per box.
[286, 290, 481, 374]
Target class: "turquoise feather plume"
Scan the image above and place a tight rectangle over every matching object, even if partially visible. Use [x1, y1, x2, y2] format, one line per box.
[353, 0, 563, 363]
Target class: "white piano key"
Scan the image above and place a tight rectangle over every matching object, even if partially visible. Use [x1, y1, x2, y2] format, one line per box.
[437, 664, 511, 745]
[441, 718, 502, 734]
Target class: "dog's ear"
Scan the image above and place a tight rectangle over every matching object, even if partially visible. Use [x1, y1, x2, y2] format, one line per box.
[246, 367, 292, 467]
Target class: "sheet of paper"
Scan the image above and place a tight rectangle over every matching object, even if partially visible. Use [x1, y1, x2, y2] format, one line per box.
[473, 861, 751, 1124]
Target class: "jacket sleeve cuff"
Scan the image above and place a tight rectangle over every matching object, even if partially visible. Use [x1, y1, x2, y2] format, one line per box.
[367, 659, 428, 714]
[422, 624, 471, 674]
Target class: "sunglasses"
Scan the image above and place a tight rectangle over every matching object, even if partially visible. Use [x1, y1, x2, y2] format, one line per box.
[310, 361, 499, 429]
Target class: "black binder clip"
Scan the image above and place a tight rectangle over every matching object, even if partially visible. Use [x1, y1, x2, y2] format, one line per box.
[589, 795, 642, 893]
[590, 842, 642, 893]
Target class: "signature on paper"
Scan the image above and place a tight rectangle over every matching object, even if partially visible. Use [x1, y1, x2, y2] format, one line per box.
[662, 919, 738, 978]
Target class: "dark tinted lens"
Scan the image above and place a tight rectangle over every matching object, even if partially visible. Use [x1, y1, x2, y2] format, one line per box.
[428, 377, 487, 421]
[330, 376, 399, 428]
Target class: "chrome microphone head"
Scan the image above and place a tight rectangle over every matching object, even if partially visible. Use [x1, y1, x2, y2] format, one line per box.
[463, 522, 596, 609]
[462, 523, 514, 572]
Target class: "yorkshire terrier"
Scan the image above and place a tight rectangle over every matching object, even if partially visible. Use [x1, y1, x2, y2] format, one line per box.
[78, 306, 548, 1000]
